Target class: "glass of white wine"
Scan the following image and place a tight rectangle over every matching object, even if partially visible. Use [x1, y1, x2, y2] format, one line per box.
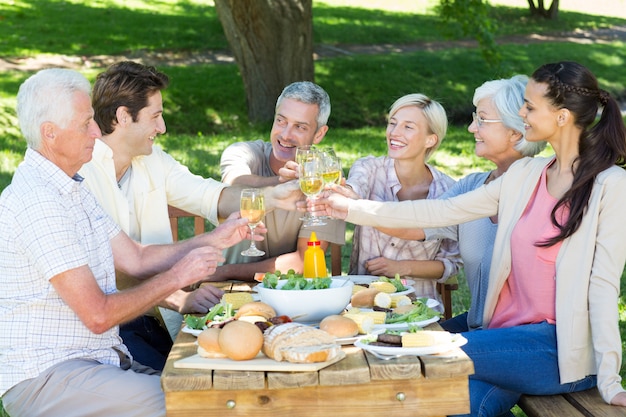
[321, 147, 342, 185]
[240, 188, 265, 257]
[298, 150, 326, 227]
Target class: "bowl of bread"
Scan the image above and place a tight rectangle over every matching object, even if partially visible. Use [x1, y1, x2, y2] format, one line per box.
[256, 277, 354, 323]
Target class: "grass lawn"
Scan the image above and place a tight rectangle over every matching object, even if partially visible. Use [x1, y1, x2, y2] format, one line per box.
[1, 2, 626, 413]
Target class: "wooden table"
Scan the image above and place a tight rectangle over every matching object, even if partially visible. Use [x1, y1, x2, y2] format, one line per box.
[161, 282, 474, 416]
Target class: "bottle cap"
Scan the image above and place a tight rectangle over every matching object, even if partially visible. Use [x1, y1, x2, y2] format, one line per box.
[308, 231, 321, 246]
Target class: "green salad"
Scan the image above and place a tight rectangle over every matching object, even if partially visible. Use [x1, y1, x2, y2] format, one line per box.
[262, 269, 332, 290]
[184, 302, 235, 331]
[385, 297, 441, 324]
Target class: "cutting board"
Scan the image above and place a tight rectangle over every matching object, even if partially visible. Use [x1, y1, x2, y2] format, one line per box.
[174, 350, 346, 372]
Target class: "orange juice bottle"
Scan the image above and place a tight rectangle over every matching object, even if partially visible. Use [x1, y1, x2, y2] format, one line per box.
[303, 232, 327, 278]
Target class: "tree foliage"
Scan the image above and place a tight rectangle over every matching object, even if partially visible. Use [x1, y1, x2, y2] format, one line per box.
[436, 0, 501, 67]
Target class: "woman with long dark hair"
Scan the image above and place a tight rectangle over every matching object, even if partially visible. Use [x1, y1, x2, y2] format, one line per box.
[319, 61, 626, 415]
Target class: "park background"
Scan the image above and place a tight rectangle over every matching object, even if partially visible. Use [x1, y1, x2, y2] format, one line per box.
[1, 2, 626, 412]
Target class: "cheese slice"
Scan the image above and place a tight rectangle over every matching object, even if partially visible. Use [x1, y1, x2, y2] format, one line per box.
[401, 331, 452, 348]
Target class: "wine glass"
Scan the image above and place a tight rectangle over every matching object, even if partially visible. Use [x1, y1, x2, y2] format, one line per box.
[320, 147, 342, 185]
[298, 149, 326, 227]
[240, 188, 265, 257]
[295, 144, 316, 168]
[295, 145, 316, 223]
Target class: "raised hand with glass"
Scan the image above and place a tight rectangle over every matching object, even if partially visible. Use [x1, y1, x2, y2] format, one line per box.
[240, 188, 265, 256]
[297, 146, 326, 227]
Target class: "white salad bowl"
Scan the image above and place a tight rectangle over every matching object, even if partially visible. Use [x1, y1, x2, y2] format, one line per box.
[256, 278, 354, 323]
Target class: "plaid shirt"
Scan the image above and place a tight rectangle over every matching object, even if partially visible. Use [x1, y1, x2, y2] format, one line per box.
[346, 156, 462, 301]
[0, 149, 126, 396]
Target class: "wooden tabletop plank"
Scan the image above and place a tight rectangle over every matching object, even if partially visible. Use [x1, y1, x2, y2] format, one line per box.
[419, 348, 474, 379]
[318, 345, 370, 386]
[365, 351, 423, 380]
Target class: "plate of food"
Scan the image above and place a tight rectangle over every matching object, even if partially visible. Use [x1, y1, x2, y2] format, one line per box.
[345, 275, 415, 288]
[355, 331, 467, 357]
[345, 297, 442, 332]
[181, 325, 204, 337]
[373, 315, 440, 331]
[345, 274, 415, 297]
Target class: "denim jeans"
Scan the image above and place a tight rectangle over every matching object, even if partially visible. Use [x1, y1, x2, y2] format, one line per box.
[450, 321, 597, 417]
[441, 311, 470, 333]
[119, 315, 173, 371]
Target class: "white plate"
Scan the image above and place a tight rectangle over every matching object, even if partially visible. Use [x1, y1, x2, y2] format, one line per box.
[334, 328, 386, 345]
[373, 315, 440, 331]
[181, 325, 202, 337]
[334, 335, 360, 345]
[355, 333, 467, 356]
[343, 275, 415, 296]
[349, 298, 440, 312]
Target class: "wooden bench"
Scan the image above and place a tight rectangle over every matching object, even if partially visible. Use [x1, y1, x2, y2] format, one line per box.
[518, 388, 625, 417]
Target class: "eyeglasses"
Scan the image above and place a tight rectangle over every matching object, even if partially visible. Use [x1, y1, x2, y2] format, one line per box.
[472, 112, 502, 128]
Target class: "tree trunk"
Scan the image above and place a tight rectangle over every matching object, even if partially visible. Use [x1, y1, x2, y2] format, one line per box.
[214, 0, 314, 123]
[526, 0, 559, 19]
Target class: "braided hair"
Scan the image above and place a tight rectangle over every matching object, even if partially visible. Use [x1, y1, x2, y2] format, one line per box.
[532, 62, 626, 246]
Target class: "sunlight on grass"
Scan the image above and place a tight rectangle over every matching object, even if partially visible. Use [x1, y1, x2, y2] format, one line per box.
[317, 0, 436, 13]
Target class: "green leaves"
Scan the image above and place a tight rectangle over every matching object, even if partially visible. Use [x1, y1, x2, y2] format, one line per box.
[385, 298, 441, 324]
[183, 301, 234, 330]
[262, 269, 332, 290]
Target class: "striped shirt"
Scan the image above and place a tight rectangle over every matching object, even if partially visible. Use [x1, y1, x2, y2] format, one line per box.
[347, 156, 462, 302]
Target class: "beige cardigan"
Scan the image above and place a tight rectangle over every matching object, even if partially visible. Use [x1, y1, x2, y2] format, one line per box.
[80, 140, 225, 244]
[79, 140, 226, 339]
[346, 156, 626, 403]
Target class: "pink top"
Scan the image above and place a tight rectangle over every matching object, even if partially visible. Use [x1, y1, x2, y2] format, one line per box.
[489, 165, 568, 329]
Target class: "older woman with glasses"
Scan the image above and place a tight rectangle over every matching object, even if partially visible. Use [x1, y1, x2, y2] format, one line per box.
[428, 75, 547, 333]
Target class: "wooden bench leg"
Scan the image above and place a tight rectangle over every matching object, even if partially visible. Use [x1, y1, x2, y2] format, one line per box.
[437, 282, 458, 320]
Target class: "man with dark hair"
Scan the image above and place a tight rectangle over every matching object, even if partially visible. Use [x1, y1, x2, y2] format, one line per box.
[79, 61, 301, 369]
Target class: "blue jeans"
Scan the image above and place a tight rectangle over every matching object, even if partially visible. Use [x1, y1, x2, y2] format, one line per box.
[441, 311, 470, 333]
[451, 321, 597, 417]
[120, 315, 173, 371]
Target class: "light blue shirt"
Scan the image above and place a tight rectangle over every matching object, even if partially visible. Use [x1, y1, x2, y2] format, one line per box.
[425, 171, 496, 331]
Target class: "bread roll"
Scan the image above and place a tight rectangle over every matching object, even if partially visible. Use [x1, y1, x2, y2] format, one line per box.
[342, 313, 374, 334]
[319, 315, 359, 338]
[235, 301, 276, 320]
[263, 322, 342, 363]
[218, 320, 264, 360]
[197, 328, 227, 359]
[350, 288, 380, 308]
